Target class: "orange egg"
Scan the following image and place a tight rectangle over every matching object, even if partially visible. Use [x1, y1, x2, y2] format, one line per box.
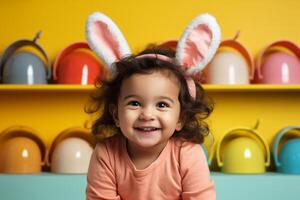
[0, 137, 42, 174]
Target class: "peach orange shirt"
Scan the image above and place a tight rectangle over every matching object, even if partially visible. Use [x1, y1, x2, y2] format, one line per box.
[86, 135, 215, 200]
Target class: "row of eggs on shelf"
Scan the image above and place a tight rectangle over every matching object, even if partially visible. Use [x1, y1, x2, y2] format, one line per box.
[1, 123, 300, 174]
[204, 123, 300, 174]
[1, 32, 300, 85]
[0, 126, 95, 174]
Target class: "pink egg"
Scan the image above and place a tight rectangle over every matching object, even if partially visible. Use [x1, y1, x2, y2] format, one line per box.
[260, 52, 300, 84]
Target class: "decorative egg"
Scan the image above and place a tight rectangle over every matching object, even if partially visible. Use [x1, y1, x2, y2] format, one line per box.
[278, 139, 300, 174]
[51, 137, 93, 174]
[272, 126, 300, 174]
[217, 127, 270, 174]
[3, 51, 47, 84]
[260, 52, 300, 84]
[56, 50, 102, 84]
[53, 42, 102, 85]
[0, 137, 42, 173]
[206, 51, 249, 84]
[221, 137, 265, 174]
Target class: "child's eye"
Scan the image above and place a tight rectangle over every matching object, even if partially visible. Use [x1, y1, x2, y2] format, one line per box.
[157, 102, 169, 108]
[128, 101, 140, 107]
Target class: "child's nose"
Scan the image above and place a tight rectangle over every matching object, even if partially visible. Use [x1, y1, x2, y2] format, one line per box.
[139, 107, 155, 121]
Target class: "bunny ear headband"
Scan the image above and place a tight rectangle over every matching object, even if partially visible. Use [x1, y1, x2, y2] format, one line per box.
[86, 12, 221, 99]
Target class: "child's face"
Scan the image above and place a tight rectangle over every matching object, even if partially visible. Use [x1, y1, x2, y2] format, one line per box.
[112, 70, 183, 151]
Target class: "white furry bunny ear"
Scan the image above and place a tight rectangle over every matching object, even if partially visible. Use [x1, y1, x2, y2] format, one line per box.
[86, 12, 131, 72]
[176, 14, 221, 75]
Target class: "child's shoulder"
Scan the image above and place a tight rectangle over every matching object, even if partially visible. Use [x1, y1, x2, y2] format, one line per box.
[170, 138, 208, 170]
[171, 137, 201, 149]
[101, 134, 123, 144]
[94, 134, 124, 155]
[170, 137, 205, 158]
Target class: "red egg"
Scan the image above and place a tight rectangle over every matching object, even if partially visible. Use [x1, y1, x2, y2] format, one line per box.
[56, 50, 102, 84]
[53, 42, 103, 84]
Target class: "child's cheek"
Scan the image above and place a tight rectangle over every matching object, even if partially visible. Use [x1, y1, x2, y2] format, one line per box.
[119, 108, 138, 124]
[160, 111, 180, 124]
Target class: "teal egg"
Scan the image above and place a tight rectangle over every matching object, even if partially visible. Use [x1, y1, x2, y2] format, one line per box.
[278, 139, 300, 174]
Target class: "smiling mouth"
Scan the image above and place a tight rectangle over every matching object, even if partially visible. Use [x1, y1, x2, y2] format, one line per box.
[134, 127, 161, 132]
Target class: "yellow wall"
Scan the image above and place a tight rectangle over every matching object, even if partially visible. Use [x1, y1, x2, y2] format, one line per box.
[1, 0, 300, 60]
[1, 1, 300, 168]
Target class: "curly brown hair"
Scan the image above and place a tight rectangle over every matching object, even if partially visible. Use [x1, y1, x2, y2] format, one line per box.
[85, 45, 214, 144]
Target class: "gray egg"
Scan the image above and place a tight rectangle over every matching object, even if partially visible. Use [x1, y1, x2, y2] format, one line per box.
[2, 51, 47, 84]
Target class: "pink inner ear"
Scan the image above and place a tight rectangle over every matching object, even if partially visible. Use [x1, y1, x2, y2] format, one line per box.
[182, 24, 212, 69]
[93, 21, 121, 61]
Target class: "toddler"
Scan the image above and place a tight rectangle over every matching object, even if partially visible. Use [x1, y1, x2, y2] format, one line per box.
[85, 12, 221, 200]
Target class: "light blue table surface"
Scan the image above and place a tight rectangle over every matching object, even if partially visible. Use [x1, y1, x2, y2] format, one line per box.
[0, 172, 299, 200]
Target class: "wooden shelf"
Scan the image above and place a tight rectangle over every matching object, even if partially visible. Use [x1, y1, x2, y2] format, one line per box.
[0, 84, 300, 92]
[0, 84, 95, 92]
[203, 84, 300, 92]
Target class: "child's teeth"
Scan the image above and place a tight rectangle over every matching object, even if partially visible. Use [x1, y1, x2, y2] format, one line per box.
[140, 128, 156, 131]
